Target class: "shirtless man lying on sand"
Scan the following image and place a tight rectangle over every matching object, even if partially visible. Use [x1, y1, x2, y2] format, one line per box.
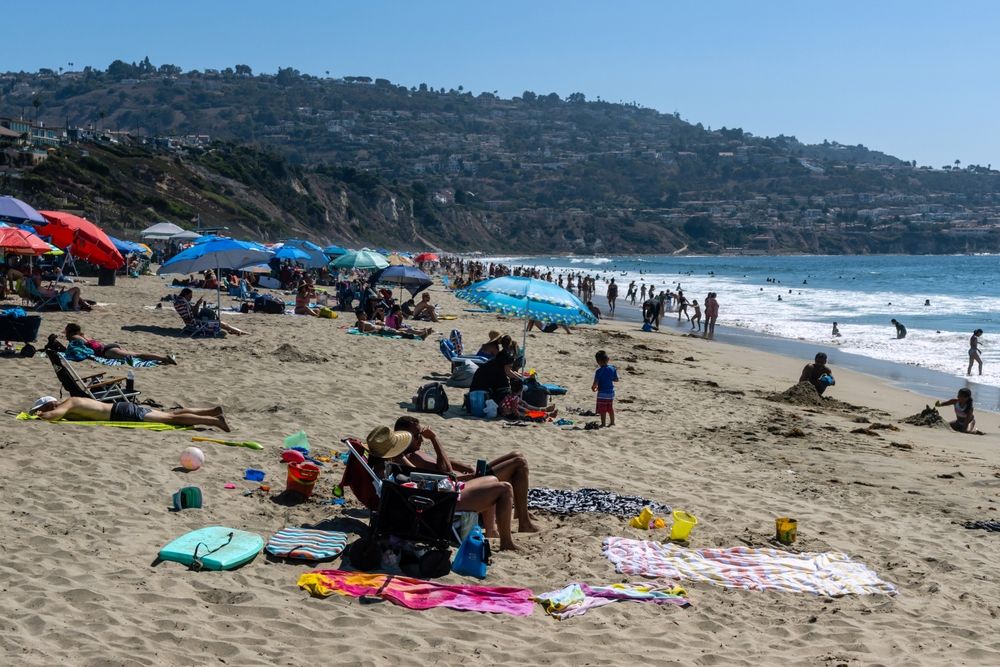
[29, 396, 230, 431]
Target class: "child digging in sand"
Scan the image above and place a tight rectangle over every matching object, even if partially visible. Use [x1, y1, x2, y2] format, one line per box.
[592, 349, 619, 427]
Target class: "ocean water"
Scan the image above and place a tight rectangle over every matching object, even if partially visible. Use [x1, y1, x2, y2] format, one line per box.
[483, 254, 1000, 389]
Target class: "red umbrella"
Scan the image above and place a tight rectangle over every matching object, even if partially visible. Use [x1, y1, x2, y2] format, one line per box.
[0, 227, 51, 255]
[413, 252, 439, 263]
[37, 211, 124, 269]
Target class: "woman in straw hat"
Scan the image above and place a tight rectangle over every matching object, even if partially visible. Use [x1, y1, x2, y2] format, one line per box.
[366, 426, 518, 550]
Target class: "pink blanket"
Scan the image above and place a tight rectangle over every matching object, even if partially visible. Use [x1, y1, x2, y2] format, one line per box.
[298, 569, 535, 616]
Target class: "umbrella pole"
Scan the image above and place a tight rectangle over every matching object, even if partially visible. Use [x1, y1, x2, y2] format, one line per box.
[216, 258, 222, 323]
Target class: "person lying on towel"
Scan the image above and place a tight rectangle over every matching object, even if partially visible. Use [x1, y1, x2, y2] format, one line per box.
[392, 415, 538, 535]
[28, 396, 230, 431]
[354, 308, 432, 340]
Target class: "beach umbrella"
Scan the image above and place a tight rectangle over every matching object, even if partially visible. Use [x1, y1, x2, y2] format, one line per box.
[158, 238, 275, 318]
[273, 245, 311, 263]
[455, 276, 598, 368]
[0, 226, 52, 255]
[140, 221, 186, 239]
[36, 211, 124, 270]
[109, 236, 148, 256]
[413, 252, 439, 263]
[241, 263, 273, 274]
[330, 249, 389, 271]
[283, 239, 331, 269]
[0, 196, 45, 225]
[372, 265, 433, 298]
[386, 252, 415, 266]
[323, 244, 348, 257]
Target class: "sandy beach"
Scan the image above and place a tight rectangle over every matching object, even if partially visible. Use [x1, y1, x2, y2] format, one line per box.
[2, 274, 999, 667]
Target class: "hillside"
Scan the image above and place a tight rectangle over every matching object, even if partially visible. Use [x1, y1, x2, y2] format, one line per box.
[3, 60, 1000, 253]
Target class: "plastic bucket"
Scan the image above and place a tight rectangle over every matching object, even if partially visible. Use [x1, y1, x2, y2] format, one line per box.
[669, 510, 698, 541]
[286, 462, 321, 497]
[468, 390, 488, 417]
[775, 517, 797, 544]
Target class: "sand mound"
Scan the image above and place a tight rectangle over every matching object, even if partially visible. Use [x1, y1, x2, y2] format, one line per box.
[768, 381, 824, 407]
[271, 343, 327, 363]
[901, 405, 947, 428]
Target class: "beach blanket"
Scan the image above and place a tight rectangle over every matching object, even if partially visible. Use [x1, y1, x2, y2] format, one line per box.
[346, 327, 405, 340]
[16, 412, 191, 431]
[535, 582, 690, 620]
[297, 570, 535, 616]
[602, 537, 897, 597]
[60, 351, 160, 368]
[528, 488, 670, 518]
[266, 528, 348, 561]
[964, 520, 1000, 532]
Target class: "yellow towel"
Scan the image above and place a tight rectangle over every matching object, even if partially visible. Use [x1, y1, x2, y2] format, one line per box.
[16, 412, 191, 431]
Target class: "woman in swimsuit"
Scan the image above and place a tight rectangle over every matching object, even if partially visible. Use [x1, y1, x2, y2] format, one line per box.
[64, 323, 176, 364]
[936, 388, 977, 433]
[968, 329, 984, 376]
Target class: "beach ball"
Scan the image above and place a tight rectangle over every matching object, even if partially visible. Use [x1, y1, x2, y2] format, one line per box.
[180, 446, 205, 471]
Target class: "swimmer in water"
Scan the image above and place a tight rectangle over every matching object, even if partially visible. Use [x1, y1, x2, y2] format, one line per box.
[832, 322, 842, 338]
[968, 329, 984, 376]
[891, 319, 907, 339]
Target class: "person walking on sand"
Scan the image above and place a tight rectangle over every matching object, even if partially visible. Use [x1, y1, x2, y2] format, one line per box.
[676, 289, 690, 323]
[690, 299, 702, 332]
[591, 349, 619, 427]
[626, 280, 637, 305]
[703, 292, 719, 339]
[891, 319, 907, 339]
[968, 329, 984, 376]
[606, 278, 619, 316]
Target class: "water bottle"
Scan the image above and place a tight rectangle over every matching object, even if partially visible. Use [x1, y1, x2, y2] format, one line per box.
[126, 371, 135, 394]
[451, 525, 488, 578]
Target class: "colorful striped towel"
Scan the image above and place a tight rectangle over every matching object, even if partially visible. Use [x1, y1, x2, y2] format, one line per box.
[298, 569, 535, 616]
[602, 537, 897, 597]
[266, 528, 348, 561]
[535, 582, 690, 620]
[61, 351, 160, 368]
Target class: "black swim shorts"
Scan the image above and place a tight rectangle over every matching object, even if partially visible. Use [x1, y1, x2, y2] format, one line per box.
[110, 401, 152, 422]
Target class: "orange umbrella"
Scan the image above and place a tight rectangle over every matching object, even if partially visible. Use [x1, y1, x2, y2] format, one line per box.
[0, 227, 51, 255]
[37, 211, 124, 269]
[414, 252, 439, 262]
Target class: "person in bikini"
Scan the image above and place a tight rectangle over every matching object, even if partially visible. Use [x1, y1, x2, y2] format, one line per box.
[63, 323, 176, 364]
[968, 329, 984, 376]
[936, 388, 978, 434]
[28, 396, 229, 430]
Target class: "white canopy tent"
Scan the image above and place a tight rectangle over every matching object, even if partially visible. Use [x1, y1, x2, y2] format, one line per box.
[169, 230, 203, 242]
[140, 222, 186, 239]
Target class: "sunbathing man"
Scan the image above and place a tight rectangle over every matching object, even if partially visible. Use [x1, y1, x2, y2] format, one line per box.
[366, 425, 519, 550]
[28, 396, 230, 430]
[411, 292, 439, 322]
[354, 308, 432, 340]
[63, 323, 177, 364]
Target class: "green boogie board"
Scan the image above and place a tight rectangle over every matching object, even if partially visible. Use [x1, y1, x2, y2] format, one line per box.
[159, 526, 264, 571]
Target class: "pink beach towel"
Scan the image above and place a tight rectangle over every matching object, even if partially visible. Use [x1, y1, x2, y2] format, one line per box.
[298, 569, 535, 616]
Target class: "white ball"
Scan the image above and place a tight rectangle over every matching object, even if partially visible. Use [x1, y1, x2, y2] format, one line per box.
[180, 446, 205, 471]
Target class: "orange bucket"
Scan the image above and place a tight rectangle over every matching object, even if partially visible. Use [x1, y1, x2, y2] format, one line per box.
[286, 462, 321, 497]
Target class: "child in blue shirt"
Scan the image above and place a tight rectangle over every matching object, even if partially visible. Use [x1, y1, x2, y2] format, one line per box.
[591, 349, 619, 427]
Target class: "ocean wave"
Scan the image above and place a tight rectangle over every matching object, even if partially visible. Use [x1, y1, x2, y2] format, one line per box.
[569, 257, 613, 265]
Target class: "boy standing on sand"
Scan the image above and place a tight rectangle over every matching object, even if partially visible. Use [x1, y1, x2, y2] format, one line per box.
[592, 350, 619, 427]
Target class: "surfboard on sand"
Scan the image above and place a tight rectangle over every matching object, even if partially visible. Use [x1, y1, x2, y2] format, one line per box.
[158, 526, 264, 571]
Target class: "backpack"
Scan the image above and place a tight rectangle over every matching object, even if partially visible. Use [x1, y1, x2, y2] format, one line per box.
[414, 382, 449, 414]
[253, 294, 285, 314]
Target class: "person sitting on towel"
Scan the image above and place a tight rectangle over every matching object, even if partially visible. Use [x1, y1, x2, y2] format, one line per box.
[354, 308, 432, 340]
[28, 396, 229, 430]
[411, 292, 439, 322]
[365, 425, 520, 550]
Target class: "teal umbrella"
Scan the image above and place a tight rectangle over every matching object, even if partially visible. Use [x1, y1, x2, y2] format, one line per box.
[330, 249, 389, 271]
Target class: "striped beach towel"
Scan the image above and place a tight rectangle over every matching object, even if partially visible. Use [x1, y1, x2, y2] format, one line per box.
[60, 351, 160, 368]
[602, 537, 897, 597]
[265, 528, 348, 561]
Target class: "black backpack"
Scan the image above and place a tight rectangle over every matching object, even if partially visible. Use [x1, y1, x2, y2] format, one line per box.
[414, 382, 449, 414]
[253, 295, 285, 314]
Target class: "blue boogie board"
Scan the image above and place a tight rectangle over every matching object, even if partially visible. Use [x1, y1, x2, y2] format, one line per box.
[159, 526, 264, 571]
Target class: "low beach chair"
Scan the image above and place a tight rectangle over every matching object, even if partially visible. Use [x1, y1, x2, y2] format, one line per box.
[45, 349, 140, 403]
[173, 298, 223, 337]
[23, 278, 65, 312]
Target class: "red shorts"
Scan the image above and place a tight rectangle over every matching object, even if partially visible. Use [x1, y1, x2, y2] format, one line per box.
[596, 398, 614, 414]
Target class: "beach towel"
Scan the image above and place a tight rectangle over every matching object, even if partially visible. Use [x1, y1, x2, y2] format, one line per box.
[298, 569, 535, 616]
[602, 537, 897, 597]
[16, 412, 191, 431]
[346, 327, 405, 340]
[535, 582, 690, 620]
[963, 520, 1000, 532]
[60, 350, 159, 368]
[528, 488, 670, 518]
[266, 528, 348, 561]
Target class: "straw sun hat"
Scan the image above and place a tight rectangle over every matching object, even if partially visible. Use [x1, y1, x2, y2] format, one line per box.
[366, 426, 413, 459]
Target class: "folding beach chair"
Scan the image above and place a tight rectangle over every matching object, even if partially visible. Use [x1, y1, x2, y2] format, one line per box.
[173, 298, 223, 337]
[45, 349, 140, 403]
[336, 438, 464, 575]
[23, 278, 65, 312]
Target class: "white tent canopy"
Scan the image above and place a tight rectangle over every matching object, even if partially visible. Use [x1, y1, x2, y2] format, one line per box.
[169, 230, 203, 242]
[140, 222, 186, 239]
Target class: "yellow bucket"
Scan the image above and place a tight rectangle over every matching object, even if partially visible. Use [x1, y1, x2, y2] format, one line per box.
[670, 510, 698, 541]
[775, 517, 797, 544]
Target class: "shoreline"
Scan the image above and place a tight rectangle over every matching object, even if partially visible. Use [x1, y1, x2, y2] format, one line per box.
[600, 297, 1000, 413]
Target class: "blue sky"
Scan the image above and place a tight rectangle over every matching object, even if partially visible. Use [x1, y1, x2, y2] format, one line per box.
[5, 1, 997, 167]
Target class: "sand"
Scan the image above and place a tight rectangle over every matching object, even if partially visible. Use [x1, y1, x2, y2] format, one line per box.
[2, 274, 1000, 666]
